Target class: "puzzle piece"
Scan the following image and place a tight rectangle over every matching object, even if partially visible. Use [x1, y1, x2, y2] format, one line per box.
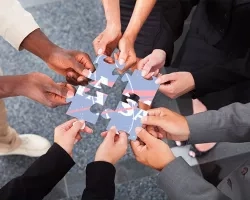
[66, 90, 108, 125]
[88, 55, 123, 88]
[101, 99, 148, 140]
[121, 70, 159, 106]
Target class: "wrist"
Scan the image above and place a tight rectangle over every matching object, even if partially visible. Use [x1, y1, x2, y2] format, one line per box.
[159, 154, 176, 171]
[12, 74, 30, 97]
[188, 72, 195, 91]
[106, 22, 121, 32]
[21, 29, 59, 62]
[94, 157, 115, 165]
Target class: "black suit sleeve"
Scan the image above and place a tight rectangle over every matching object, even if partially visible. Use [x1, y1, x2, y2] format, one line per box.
[82, 161, 116, 200]
[191, 53, 250, 97]
[0, 143, 75, 200]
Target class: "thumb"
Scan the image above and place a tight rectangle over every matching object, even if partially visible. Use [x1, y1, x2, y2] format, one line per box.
[118, 45, 128, 66]
[67, 120, 85, 138]
[116, 131, 128, 146]
[155, 73, 177, 84]
[104, 126, 117, 143]
[47, 81, 74, 98]
[135, 127, 157, 147]
[98, 38, 110, 55]
[141, 116, 166, 128]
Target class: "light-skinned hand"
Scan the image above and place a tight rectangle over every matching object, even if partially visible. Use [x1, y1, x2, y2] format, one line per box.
[117, 36, 137, 73]
[141, 107, 190, 141]
[95, 126, 128, 165]
[54, 119, 93, 156]
[155, 72, 195, 99]
[93, 26, 122, 57]
[138, 49, 166, 79]
[131, 127, 175, 171]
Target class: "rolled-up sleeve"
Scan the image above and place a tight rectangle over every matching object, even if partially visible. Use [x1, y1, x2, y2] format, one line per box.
[0, 0, 39, 50]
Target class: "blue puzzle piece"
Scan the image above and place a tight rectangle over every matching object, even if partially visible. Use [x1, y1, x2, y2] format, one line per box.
[121, 70, 159, 106]
[66, 91, 107, 125]
[88, 55, 123, 88]
[101, 99, 148, 140]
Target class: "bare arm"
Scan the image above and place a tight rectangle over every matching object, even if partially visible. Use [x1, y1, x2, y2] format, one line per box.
[123, 0, 157, 42]
[101, 0, 121, 30]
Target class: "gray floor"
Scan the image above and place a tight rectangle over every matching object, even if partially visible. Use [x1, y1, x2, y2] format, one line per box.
[0, 0, 170, 199]
[2, 1, 250, 200]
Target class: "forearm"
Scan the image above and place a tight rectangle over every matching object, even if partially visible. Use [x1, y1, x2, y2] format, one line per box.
[82, 161, 116, 200]
[123, 0, 156, 42]
[187, 102, 250, 144]
[102, 0, 121, 30]
[0, 143, 75, 200]
[0, 0, 39, 50]
[0, 75, 28, 98]
[20, 29, 58, 62]
[159, 157, 230, 200]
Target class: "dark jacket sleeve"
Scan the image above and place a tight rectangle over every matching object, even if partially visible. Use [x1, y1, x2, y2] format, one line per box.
[186, 102, 250, 144]
[191, 54, 250, 97]
[82, 161, 116, 200]
[0, 143, 75, 200]
[158, 157, 231, 200]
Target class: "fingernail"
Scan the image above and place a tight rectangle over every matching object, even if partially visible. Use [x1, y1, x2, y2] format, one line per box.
[111, 126, 116, 130]
[77, 76, 84, 82]
[135, 127, 143, 134]
[74, 139, 78, 144]
[98, 49, 103, 55]
[141, 70, 147, 76]
[67, 91, 74, 98]
[119, 59, 125, 65]
[82, 69, 91, 77]
[141, 116, 147, 123]
[155, 78, 160, 84]
[79, 120, 86, 129]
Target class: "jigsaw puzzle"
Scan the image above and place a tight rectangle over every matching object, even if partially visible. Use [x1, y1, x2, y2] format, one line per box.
[66, 55, 159, 140]
[101, 99, 148, 140]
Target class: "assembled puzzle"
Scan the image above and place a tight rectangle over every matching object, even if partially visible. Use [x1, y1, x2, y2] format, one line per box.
[66, 55, 159, 140]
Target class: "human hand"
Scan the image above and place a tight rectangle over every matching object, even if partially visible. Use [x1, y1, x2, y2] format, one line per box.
[141, 107, 190, 141]
[54, 119, 93, 156]
[95, 127, 128, 165]
[117, 36, 137, 73]
[131, 127, 175, 171]
[138, 49, 166, 79]
[93, 26, 122, 56]
[21, 72, 75, 108]
[155, 72, 195, 99]
[21, 29, 94, 86]
[47, 49, 95, 86]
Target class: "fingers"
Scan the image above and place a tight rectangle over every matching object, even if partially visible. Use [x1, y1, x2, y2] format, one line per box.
[155, 73, 176, 84]
[137, 55, 150, 71]
[104, 126, 117, 143]
[135, 127, 156, 147]
[141, 59, 154, 77]
[67, 120, 85, 138]
[93, 34, 104, 55]
[141, 115, 166, 128]
[56, 119, 78, 131]
[116, 131, 128, 146]
[147, 107, 168, 117]
[66, 70, 89, 86]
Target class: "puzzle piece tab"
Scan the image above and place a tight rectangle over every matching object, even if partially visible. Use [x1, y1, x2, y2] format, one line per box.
[121, 70, 159, 106]
[101, 99, 148, 140]
[66, 90, 108, 125]
[88, 55, 123, 88]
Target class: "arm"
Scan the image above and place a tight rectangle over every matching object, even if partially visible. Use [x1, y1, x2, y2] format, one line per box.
[123, 0, 157, 42]
[102, 0, 121, 30]
[0, 143, 75, 200]
[0, 0, 39, 50]
[191, 55, 250, 97]
[81, 162, 116, 200]
[159, 157, 231, 200]
[187, 102, 250, 144]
